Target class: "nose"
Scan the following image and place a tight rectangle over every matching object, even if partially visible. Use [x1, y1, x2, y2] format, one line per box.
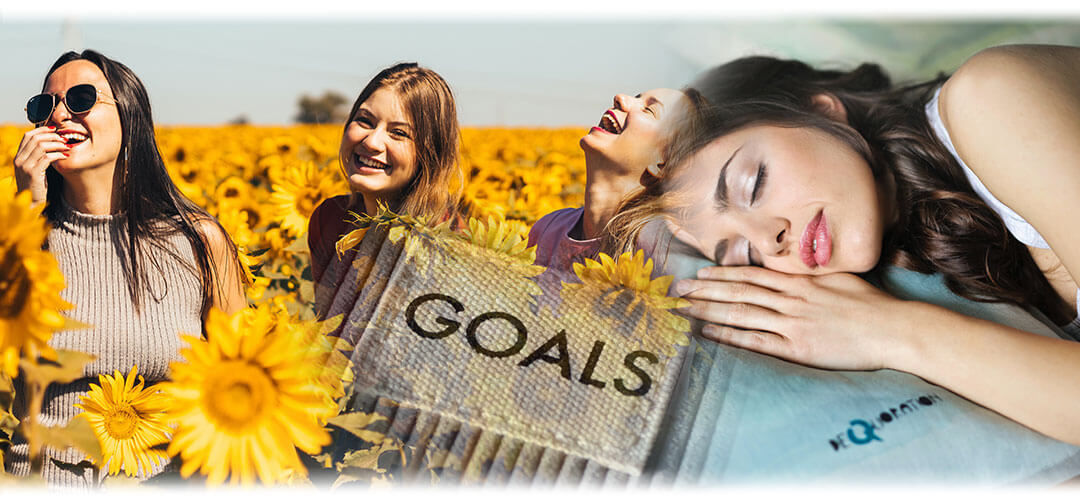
[613, 93, 635, 110]
[360, 126, 386, 153]
[742, 216, 790, 257]
[50, 96, 73, 125]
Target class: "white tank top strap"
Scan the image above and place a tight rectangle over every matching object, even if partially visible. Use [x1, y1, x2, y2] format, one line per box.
[925, 86, 1080, 323]
[925, 87, 1051, 250]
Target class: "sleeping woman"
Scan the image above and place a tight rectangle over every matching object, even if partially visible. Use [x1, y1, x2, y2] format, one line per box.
[607, 44, 1080, 446]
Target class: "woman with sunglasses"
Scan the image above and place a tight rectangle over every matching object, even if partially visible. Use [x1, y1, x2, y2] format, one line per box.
[308, 63, 463, 295]
[8, 50, 246, 485]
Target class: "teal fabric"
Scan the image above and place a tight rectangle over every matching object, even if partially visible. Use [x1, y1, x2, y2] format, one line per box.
[642, 260, 1080, 485]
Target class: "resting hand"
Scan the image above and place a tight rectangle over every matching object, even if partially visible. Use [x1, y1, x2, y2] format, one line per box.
[675, 266, 916, 371]
[14, 126, 70, 206]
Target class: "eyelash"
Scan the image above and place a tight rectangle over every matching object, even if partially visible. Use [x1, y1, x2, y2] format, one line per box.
[743, 162, 768, 266]
[745, 240, 761, 267]
[750, 162, 767, 205]
[356, 117, 410, 139]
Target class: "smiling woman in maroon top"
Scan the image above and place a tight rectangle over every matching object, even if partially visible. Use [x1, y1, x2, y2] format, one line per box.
[307, 63, 463, 285]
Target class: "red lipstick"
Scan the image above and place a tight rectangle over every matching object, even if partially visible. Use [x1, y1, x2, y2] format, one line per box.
[800, 210, 832, 269]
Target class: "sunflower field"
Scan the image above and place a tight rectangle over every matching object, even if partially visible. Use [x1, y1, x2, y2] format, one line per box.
[0, 124, 589, 487]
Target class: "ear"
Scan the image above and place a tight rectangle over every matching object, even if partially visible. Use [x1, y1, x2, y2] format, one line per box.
[811, 93, 848, 123]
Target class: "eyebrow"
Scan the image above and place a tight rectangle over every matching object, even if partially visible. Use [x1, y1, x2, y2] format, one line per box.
[356, 108, 413, 129]
[713, 145, 743, 211]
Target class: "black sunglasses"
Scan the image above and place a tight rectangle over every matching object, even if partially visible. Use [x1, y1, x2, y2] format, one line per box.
[25, 83, 115, 125]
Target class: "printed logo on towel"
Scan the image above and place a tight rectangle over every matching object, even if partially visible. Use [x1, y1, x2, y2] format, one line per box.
[404, 293, 662, 397]
[828, 393, 944, 451]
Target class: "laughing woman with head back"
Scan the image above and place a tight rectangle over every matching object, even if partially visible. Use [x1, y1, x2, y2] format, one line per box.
[8, 50, 246, 485]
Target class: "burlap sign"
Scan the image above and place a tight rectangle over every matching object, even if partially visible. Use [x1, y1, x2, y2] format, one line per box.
[317, 212, 690, 476]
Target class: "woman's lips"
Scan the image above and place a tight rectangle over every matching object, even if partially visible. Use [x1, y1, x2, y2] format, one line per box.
[800, 210, 832, 269]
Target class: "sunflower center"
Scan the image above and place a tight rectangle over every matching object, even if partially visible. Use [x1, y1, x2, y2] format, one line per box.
[242, 208, 261, 227]
[105, 403, 140, 440]
[298, 190, 319, 216]
[0, 245, 31, 319]
[204, 361, 277, 431]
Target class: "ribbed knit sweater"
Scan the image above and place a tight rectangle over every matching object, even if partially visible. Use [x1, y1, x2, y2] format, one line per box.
[5, 199, 202, 488]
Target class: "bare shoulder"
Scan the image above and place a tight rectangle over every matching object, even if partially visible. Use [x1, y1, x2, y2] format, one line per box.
[937, 44, 1080, 280]
[939, 44, 1080, 136]
[192, 216, 232, 251]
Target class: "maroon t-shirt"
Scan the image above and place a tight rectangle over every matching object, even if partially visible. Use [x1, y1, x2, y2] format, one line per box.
[307, 194, 355, 285]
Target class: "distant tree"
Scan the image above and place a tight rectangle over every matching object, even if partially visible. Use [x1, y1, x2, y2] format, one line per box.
[295, 91, 349, 124]
[228, 114, 250, 125]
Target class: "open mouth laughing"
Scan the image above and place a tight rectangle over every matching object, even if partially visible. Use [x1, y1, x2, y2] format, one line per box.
[354, 153, 390, 172]
[58, 130, 88, 146]
[595, 110, 623, 135]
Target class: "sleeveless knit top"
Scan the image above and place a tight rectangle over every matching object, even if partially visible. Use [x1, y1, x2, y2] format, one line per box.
[926, 87, 1080, 337]
[5, 199, 202, 488]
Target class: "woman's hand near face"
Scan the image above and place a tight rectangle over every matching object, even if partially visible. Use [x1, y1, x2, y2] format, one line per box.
[13, 126, 70, 206]
[675, 266, 919, 371]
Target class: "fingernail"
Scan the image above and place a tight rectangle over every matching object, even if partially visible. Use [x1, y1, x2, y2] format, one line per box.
[48, 126, 56, 129]
[62, 152, 70, 157]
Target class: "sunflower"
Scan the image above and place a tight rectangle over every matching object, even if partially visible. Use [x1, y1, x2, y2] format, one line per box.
[562, 250, 690, 356]
[269, 160, 344, 235]
[161, 304, 336, 486]
[0, 190, 72, 378]
[213, 176, 254, 208]
[463, 214, 535, 263]
[75, 366, 171, 477]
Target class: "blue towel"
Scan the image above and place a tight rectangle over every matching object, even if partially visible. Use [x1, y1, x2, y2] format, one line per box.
[639, 262, 1080, 485]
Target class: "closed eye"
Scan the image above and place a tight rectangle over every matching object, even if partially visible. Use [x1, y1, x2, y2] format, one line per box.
[750, 162, 767, 205]
[746, 240, 762, 267]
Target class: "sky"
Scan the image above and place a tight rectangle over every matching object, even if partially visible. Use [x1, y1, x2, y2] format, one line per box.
[2, 2, 1079, 127]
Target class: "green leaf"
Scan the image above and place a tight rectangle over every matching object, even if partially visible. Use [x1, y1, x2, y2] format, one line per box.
[18, 350, 97, 389]
[327, 412, 387, 444]
[340, 447, 383, 471]
[285, 236, 310, 254]
[331, 470, 376, 489]
[38, 416, 103, 465]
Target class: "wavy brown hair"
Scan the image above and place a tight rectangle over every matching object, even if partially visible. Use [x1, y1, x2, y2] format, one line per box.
[342, 63, 463, 225]
[605, 56, 1072, 324]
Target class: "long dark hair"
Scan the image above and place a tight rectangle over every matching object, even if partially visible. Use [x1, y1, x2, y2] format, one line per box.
[609, 56, 1070, 323]
[42, 50, 244, 324]
[341, 62, 463, 224]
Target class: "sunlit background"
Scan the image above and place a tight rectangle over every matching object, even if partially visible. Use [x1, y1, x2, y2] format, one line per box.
[3, 18, 1080, 126]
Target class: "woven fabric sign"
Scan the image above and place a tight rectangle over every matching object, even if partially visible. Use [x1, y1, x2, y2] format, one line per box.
[318, 212, 690, 475]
